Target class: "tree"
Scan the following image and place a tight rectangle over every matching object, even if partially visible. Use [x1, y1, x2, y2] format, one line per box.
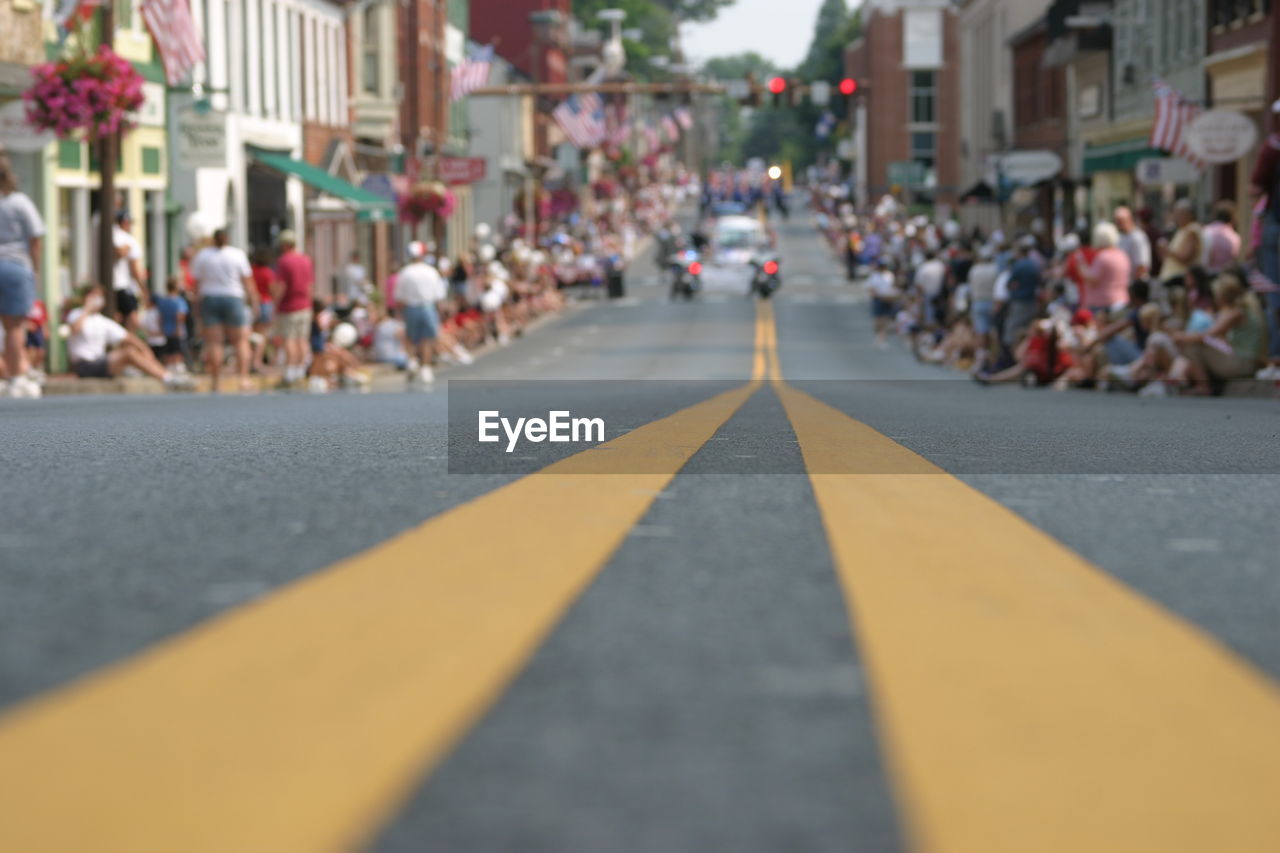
[701, 51, 778, 82]
[799, 0, 849, 82]
[653, 0, 737, 24]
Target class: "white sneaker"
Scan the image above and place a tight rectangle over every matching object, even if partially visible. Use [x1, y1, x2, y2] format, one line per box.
[164, 373, 197, 391]
[453, 346, 475, 365]
[1254, 365, 1280, 380]
[25, 368, 47, 384]
[308, 376, 330, 394]
[438, 351, 458, 366]
[497, 334, 512, 347]
[1138, 381, 1169, 398]
[8, 375, 42, 399]
[417, 365, 435, 385]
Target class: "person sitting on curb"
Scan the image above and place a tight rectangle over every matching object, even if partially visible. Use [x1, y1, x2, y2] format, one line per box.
[67, 285, 192, 389]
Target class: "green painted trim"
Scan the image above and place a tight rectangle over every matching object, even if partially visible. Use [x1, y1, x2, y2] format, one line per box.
[1083, 143, 1165, 176]
[58, 139, 82, 169]
[141, 146, 162, 175]
[133, 58, 166, 85]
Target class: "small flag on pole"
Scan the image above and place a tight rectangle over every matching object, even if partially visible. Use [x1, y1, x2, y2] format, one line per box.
[552, 94, 607, 149]
[662, 114, 680, 142]
[1150, 79, 1205, 171]
[140, 0, 205, 86]
[451, 45, 494, 102]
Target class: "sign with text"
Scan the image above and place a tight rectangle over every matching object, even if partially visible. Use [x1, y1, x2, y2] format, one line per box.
[1183, 110, 1257, 165]
[438, 156, 487, 185]
[1135, 157, 1199, 187]
[996, 150, 1062, 184]
[0, 100, 53, 152]
[176, 109, 227, 169]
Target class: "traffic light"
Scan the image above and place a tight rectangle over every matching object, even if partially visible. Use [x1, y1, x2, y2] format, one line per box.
[836, 78, 859, 118]
[768, 76, 788, 107]
[839, 78, 858, 97]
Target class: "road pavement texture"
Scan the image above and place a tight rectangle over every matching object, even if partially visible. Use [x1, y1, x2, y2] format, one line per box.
[1, 217, 1278, 853]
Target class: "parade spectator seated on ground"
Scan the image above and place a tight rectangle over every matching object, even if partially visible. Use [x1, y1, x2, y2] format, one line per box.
[1167, 271, 1268, 393]
[67, 285, 190, 388]
[1082, 222, 1132, 317]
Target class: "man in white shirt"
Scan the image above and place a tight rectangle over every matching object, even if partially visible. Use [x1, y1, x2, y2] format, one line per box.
[191, 228, 258, 392]
[112, 210, 146, 331]
[395, 241, 448, 384]
[913, 251, 949, 328]
[1114, 206, 1151, 281]
[866, 258, 899, 349]
[67, 285, 185, 386]
[341, 251, 368, 302]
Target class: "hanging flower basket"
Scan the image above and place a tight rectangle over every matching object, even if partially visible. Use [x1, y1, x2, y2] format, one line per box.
[398, 180, 456, 224]
[23, 46, 145, 140]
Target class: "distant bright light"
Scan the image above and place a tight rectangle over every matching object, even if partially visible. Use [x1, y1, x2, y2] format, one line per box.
[839, 78, 858, 96]
[768, 166, 783, 180]
[767, 76, 787, 95]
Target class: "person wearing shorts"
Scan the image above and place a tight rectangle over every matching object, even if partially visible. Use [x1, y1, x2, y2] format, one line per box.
[0, 153, 44, 398]
[192, 228, 257, 392]
[272, 230, 314, 385]
[395, 241, 447, 384]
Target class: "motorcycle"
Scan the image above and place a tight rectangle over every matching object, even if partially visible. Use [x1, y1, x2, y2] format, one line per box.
[670, 249, 704, 300]
[750, 254, 782, 299]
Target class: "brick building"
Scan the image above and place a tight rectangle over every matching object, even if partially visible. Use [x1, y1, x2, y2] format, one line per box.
[845, 0, 962, 209]
[1009, 16, 1070, 236]
[470, 0, 570, 159]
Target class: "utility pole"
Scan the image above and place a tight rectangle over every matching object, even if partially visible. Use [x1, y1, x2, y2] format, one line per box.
[98, 0, 118, 317]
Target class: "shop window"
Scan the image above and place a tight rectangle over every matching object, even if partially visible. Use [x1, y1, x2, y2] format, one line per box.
[142, 147, 163, 175]
[363, 6, 380, 94]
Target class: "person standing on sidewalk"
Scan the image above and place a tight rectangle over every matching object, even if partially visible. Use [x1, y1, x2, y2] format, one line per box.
[1249, 99, 1280, 376]
[0, 153, 44, 398]
[395, 241, 447, 385]
[192, 228, 257, 392]
[271, 230, 314, 387]
[112, 210, 146, 331]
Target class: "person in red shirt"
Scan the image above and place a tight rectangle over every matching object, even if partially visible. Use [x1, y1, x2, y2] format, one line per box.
[25, 298, 47, 375]
[250, 250, 276, 371]
[270, 230, 314, 385]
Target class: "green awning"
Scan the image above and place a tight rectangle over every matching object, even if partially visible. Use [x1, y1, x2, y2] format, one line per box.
[1082, 138, 1166, 176]
[249, 147, 396, 223]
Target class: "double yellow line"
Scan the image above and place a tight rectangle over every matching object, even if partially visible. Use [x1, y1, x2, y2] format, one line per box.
[2, 303, 1278, 852]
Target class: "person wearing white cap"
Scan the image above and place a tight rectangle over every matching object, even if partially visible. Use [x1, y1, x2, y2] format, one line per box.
[480, 260, 512, 346]
[1248, 98, 1280, 375]
[395, 240, 447, 384]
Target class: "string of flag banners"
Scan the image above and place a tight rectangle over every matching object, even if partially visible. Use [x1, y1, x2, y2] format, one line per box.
[551, 98, 693, 152]
[1149, 78, 1206, 172]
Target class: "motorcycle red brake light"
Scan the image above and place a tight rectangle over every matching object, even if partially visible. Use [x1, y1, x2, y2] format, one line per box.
[763, 261, 779, 275]
[688, 262, 703, 275]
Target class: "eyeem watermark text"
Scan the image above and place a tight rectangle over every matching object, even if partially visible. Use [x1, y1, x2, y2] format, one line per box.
[478, 411, 606, 453]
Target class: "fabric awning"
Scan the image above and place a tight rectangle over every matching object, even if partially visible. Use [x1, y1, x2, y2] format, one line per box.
[248, 147, 396, 222]
[960, 180, 996, 202]
[1083, 138, 1165, 176]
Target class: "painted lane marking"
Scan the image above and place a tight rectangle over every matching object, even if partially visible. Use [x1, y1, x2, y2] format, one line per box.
[0, 382, 761, 853]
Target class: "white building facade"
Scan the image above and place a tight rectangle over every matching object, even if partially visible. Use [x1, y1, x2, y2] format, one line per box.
[170, 0, 349, 255]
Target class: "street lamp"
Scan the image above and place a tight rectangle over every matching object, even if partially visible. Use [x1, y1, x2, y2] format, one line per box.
[597, 9, 628, 77]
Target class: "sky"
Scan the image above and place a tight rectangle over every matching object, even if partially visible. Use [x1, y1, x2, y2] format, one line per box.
[681, 0, 827, 71]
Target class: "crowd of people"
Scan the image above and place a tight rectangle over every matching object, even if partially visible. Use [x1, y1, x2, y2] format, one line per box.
[830, 188, 1278, 397]
[0, 149, 691, 399]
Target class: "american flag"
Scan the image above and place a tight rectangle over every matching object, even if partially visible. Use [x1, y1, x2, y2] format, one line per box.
[451, 45, 494, 102]
[553, 94, 606, 149]
[140, 0, 205, 86]
[662, 114, 680, 142]
[643, 123, 661, 153]
[1150, 80, 1204, 170]
[674, 107, 694, 130]
[607, 103, 631, 147]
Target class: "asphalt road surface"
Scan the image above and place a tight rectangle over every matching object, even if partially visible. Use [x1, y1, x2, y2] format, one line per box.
[1, 214, 1278, 853]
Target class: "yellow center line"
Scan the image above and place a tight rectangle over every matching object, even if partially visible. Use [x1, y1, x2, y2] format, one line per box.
[759, 295, 1280, 852]
[0, 377, 762, 853]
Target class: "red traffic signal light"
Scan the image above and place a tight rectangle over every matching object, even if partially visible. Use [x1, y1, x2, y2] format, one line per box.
[767, 76, 788, 95]
[839, 78, 858, 96]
